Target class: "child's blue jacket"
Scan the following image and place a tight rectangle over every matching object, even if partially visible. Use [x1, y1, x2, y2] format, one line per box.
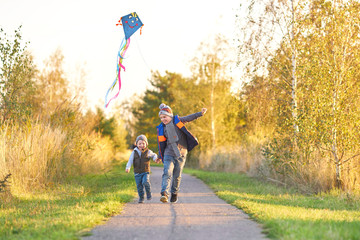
[156, 115, 199, 161]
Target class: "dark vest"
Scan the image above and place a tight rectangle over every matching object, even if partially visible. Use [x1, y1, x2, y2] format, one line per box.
[157, 115, 199, 161]
[133, 149, 151, 173]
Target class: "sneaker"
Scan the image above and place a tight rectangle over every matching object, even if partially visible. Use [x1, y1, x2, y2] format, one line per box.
[138, 198, 144, 203]
[147, 196, 152, 201]
[160, 193, 168, 203]
[170, 193, 178, 203]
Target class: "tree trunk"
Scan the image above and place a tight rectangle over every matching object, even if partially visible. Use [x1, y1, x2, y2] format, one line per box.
[332, 85, 342, 187]
[290, 0, 299, 142]
[331, 0, 343, 189]
[210, 58, 216, 151]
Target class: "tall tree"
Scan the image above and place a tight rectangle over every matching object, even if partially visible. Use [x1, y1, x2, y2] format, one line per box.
[0, 27, 36, 124]
[298, 0, 360, 188]
[190, 35, 237, 150]
[129, 71, 184, 149]
[239, 0, 360, 190]
[35, 48, 71, 117]
[239, 75, 277, 136]
[237, 0, 302, 143]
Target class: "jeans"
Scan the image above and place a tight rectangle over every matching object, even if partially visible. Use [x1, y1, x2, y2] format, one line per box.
[134, 172, 151, 199]
[161, 155, 186, 196]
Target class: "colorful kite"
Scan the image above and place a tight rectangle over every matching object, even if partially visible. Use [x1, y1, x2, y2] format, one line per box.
[104, 12, 144, 108]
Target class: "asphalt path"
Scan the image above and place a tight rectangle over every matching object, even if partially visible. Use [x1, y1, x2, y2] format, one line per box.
[83, 167, 268, 240]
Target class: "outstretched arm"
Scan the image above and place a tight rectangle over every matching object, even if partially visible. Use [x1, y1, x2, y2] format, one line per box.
[179, 108, 207, 123]
[147, 149, 158, 162]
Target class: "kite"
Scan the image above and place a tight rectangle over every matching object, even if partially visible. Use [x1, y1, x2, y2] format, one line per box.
[104, 12, 144, 108]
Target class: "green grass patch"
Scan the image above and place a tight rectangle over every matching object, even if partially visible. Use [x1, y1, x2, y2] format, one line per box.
[0, 162, 136, 240]
[184, 168, 360, 240]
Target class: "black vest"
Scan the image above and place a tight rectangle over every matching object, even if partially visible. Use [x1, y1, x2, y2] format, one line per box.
[133, 149, 150, 173]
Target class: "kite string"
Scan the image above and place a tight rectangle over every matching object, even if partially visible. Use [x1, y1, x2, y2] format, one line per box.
[134, 37, 151, 71]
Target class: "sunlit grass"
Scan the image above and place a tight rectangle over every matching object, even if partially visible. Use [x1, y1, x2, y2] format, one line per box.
[0, 121, 115, 193]
[0, 162, 136, 240]
[185, 168, 360, 240]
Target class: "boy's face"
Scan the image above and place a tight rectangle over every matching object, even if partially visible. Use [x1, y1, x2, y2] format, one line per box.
[160, 114, 172, 125]
[136, 140, 146, 150]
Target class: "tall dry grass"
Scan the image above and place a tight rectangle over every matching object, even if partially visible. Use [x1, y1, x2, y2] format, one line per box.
[2, 123, 67, 192]
[0, 121, 115, 193]
[198, 145, 265, 175]
[74, 134, 115, 174]
[195, 126, 360, 193]
[261, 147, 337, 193]
[197, 144, 337, 193]
[197, 132, 268, 176]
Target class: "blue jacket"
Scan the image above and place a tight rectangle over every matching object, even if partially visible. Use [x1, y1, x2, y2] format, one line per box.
[157, 115, 199, 161]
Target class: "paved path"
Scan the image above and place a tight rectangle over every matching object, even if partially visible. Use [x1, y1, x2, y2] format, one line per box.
[83, 167, 268, 240]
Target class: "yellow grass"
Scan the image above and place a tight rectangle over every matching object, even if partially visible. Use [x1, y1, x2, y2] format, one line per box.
[0, 121, 115, 194]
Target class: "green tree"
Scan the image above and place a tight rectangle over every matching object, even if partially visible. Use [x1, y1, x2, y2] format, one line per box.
[127, 37, 245, 158]
[0, 27, 36, 124]
[189, 36, 241, 150]
[296, 0, 360, 188]
[239, 75, 277, 137]
[88, 107, 126, 151]
[93, 107, 116, 138]
[34, 48, 71, 118]
[129, 71, 183, 150]
[240, 0, 360, 190]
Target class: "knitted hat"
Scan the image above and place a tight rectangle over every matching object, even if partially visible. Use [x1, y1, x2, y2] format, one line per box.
[135, 134, 148, 147]
[158, 103, 173, 117]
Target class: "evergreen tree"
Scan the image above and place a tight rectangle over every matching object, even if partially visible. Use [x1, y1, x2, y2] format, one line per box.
[129, 71, 184, 150]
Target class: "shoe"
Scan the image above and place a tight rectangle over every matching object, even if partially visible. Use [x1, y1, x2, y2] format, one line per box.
[170, 193, 178, 203]
[160, 193, 168, 203]
[147, 196, 152, 201]
[138, 198, 144, 203]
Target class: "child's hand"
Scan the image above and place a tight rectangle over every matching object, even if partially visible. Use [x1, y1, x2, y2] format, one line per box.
[156, 158, 162, 164]
[125, 169, 130, 173]
[201, 108, 207, 115]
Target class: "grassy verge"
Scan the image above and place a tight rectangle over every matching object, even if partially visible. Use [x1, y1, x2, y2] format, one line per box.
[184, 168, 360, 240]
[0, 162, 136, 240]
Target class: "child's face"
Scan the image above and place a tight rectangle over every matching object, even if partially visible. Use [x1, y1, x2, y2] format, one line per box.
[160, 114, 172, 125]
[136, 140, 146, 150]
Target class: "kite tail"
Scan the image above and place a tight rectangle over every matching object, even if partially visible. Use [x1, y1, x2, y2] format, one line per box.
[104, 38, 131, 108]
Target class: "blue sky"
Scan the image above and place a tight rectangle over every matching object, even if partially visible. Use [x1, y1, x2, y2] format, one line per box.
[1, 0, 241, 111]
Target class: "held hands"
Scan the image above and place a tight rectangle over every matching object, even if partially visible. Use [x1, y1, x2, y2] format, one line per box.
[201, 108, 207, 115]
[125, 169, 130, 173]
[155, 158, 162, 164]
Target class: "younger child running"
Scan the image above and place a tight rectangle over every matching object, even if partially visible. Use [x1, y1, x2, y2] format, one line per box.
[126, 134, 159, 203]
[157, 103, 207, 203]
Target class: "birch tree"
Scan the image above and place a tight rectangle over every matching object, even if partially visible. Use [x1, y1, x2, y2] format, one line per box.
[237, 0, 302, 142]
[299, 0, 360, 188]
[241, 0, 360, 190]
[0, 27, 36, 125]
[190, 35, 234, 151]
